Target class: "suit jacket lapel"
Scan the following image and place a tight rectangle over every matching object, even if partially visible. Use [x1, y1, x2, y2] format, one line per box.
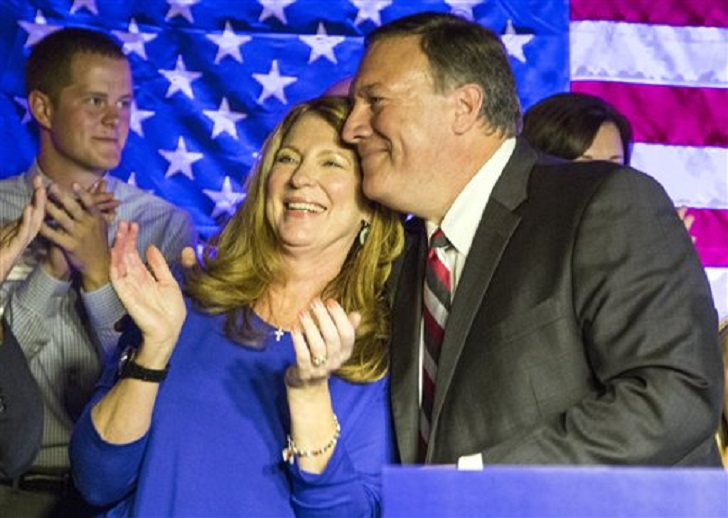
[389, 219, 427, 464]
[427, 140, 538, 455]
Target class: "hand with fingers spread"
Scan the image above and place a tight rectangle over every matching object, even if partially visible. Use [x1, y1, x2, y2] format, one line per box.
[110, 221, 186, 358]
[87, 179, 122, 224]
[285, 299, 361, 389]
[40, 182, 113, 290]
[0, 176, 46, 282]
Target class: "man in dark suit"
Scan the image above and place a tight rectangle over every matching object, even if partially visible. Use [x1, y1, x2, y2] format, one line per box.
[1, 177, 45, 480]
[0, 327, 43, 481]
[342, 12, 723, 466]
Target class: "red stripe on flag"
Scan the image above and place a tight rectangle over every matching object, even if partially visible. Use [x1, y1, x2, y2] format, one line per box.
[682, 208, 728, 267]
[570, 0, 728, 28]
[571, 82, 728, 148]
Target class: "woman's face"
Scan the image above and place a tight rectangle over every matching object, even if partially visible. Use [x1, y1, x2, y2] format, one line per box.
[265, 113, 370, 258]
[576, 121, 625, 165]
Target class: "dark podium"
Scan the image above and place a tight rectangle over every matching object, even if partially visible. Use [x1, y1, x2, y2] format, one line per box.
[382, 466, 728, 517]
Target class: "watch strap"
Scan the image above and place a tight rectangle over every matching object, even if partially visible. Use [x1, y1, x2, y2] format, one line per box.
[119, 347, 169, 382]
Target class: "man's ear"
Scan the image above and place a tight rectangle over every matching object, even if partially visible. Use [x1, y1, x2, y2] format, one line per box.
[28, 90, 53, 130]
[452, 83, 484, 135]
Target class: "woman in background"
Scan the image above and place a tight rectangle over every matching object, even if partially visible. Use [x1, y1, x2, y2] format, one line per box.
[522, 91, 633, 165]
[70, 96, 403, 517]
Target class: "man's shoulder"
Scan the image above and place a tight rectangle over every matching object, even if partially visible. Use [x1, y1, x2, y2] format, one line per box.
[0, 172, 29, 191]
[0, 173, 31, 219]
[535, 158, 665, 192]
[111, 177, 188, 216]
[529, 155, 646, 192]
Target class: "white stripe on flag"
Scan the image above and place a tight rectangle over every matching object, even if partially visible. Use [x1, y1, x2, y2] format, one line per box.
[570, 21, 728, 88]
[632, 144, 728, 208]
[706, 267, 728, 321]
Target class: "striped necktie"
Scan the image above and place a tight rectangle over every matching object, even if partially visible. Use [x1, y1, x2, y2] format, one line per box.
[419, 227, 452, 462]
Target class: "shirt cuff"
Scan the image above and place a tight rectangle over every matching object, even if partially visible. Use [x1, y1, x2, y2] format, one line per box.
[457, 452, 484, 471]
[81, 283, 125, 325]
[14, 265, 72, 317]
[81, 284, 125, 358]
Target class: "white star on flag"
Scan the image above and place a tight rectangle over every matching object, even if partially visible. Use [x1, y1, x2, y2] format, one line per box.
[206, 21, 252, 64]
[113, 19, 157, 60]
[258, 0, 296, 24]
[444, 0, 482, 20]
[352, 0, 392, 26]
[13, 97, 31, 124]
[160, 55, 203, 99]
[18, 10, 62, 48]
[159, 137, 204, 180]
[203, 98, 247, 140]
[203, 176, 246, 218]
[130, 101, 155, 137]
[300, 23, 345, 64]
[253, 60, 297, 104]
[166, 0, 200, 23]
[70, 0, 98, 15]
[502, 19, 534, 63]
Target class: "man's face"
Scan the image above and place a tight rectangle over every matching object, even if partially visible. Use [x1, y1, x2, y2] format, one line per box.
[342, 36, 456, 217]
[40, 53, 132, 179]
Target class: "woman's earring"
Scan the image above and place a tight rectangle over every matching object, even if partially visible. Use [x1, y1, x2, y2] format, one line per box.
[358, 221, 370, 246]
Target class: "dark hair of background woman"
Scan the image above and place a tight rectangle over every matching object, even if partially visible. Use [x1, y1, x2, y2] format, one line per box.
[522, 92, 633, 165]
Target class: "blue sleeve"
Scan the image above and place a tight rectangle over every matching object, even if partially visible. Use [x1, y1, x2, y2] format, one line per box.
[288, 376, 395, 518]
[69, 329, 149, 508]
[70, 403, 148, 508]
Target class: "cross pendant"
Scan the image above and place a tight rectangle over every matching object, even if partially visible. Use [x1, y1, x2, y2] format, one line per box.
[274, 328, 285, 341]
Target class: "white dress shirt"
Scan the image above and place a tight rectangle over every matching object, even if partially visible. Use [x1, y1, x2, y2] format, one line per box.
[420, 138, 516, 469]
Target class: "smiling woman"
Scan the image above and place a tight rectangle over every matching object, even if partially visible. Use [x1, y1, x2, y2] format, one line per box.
[266, 111, 369, 257]
[69, 95, 404, 517]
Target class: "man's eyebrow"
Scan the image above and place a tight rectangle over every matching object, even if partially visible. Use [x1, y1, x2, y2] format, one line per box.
[357, 83, 384, 96]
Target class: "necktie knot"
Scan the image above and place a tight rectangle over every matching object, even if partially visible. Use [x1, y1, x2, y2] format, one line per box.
[430, 228, 449, 250]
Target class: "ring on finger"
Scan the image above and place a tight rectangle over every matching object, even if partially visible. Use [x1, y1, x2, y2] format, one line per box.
[312, 355, 327, 367]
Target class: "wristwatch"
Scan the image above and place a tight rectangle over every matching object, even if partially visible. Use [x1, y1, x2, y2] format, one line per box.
[118, 346, 169, 382]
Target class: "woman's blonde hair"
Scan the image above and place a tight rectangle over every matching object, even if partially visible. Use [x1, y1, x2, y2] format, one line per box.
[185, 96, 404, 383]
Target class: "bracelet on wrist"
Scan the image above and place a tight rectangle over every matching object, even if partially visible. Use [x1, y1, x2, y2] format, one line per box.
[282, 414, 340, 465]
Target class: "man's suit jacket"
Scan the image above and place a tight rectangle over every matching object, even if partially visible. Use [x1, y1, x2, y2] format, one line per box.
[390, 139, 723, 466]
[0, 325, 43, 479]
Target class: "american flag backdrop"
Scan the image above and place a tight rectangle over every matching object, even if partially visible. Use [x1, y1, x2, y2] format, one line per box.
[0, 0, 726, 319]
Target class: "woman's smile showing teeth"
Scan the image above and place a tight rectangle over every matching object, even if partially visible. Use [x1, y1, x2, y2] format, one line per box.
[286, 201, 325, 213]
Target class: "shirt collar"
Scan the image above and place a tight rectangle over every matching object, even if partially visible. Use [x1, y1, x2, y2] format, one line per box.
[426, 137, 516, 257]
[25, 160, 114, 192]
